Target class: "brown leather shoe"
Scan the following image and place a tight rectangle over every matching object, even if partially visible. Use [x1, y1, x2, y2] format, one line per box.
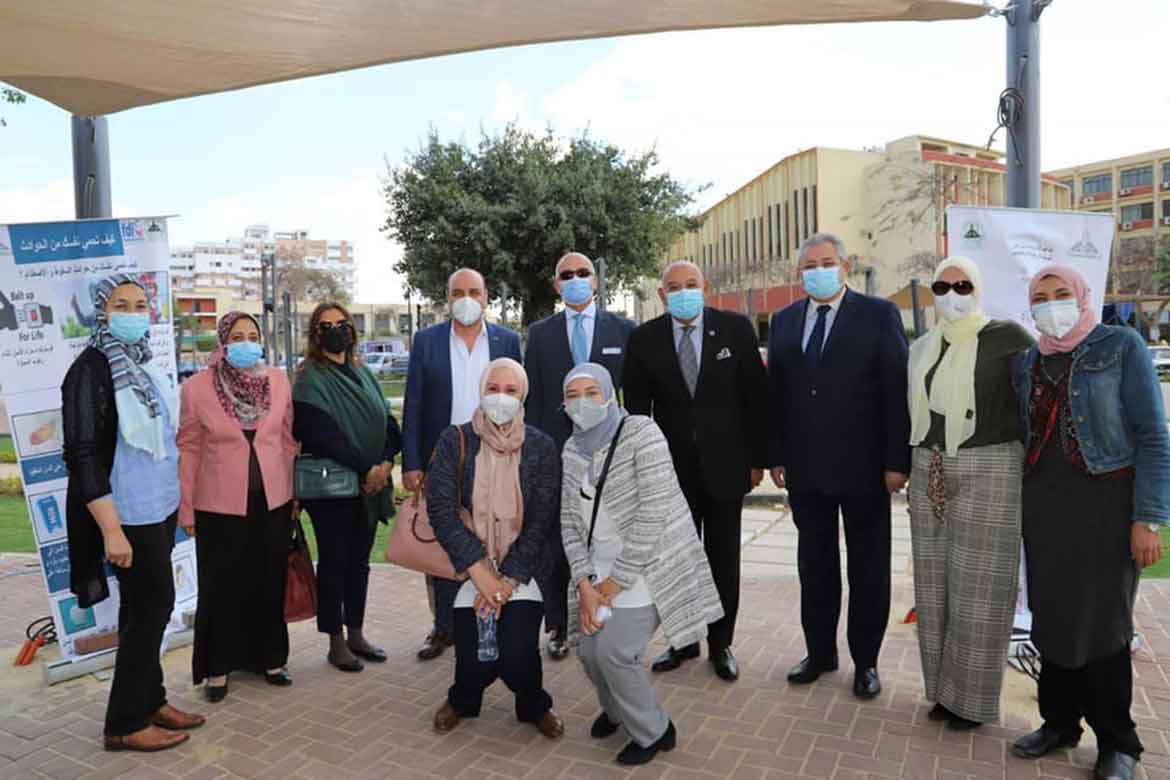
[536, 709, 565, 739]
[433, 702, 462, 733]
[104, 725, 189, 752]
[418, 630, 453, 661]
[152, 704, 206, 731]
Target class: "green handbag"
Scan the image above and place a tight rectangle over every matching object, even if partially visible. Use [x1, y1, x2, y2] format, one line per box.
[293, 456, 360, 500]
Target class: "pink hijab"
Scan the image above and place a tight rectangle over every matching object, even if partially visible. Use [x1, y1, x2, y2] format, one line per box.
[1029, 264, 1098, 355]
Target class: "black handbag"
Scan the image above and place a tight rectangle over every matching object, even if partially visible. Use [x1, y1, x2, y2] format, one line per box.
[293, 455, 360, 500]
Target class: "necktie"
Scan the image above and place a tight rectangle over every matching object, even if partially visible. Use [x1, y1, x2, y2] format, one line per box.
[571, 313, 588, 365]
[806, 304, 831, 371]
[678, 325, 699, 396]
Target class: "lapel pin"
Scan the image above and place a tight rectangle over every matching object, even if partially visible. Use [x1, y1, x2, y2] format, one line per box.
[708, 330, 715, 336]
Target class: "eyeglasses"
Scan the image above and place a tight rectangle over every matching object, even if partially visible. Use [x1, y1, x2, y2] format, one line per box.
[318, 320, 351, 332]
[558, 268, 593, 281]
[931, 280, 975, 296]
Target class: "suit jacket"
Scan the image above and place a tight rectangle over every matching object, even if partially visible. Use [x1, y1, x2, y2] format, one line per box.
[766, 288, 911, 496]
[177, 367, 299, 524]
[623, 307, 768, 500]
[401, 320, 522, 472]
[524, 308, 636, 450]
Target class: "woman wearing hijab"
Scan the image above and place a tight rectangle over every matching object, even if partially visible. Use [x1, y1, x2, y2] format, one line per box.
[561, 363, 723, 766]
[906, 257, 1034, 730]
[177, 311, 299, 702]
[1010, 266, 1168, 780]
[426, 358, 565, 739]
[292, 302, 401, 672]
[62, 274, 205, 752]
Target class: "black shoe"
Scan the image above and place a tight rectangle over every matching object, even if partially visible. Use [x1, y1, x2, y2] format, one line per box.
[590, 713, 621, 739]
[204, 682, 228, 703]
[651, 644, 700, 673]
[947, 714, 982, 731]
[787, 656, 838, 684]
[853, 668, 881, 700]
[264, 669, 293, 687]
[1095, 751, 1138, 780]
[710, 648, 739, 682]
[547, 628, 569, 661]
[1012, 725, 1081, 759]
[328, 653, 364, 673]
[616, 720, 676, 766]
[417, 630, 453, 662]
[348, 643, 388, 663]
[928, 703, 953, 722]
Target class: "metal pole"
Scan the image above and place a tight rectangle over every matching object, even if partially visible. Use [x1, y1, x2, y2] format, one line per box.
[865, 267, 876, 296]
[261, 251, 275, 359]
[71, 116, 112, 218]
[1005, 0, 1044, 209]
[596, 257, 608, 312]
[282, 291, 294, 375]
[909, 278, 924, 338]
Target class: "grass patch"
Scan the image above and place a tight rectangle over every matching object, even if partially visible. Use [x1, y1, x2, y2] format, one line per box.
[0, 496, 35, 553]
[0, 435, 15, 464]
[1142, 527, 1170, 579]
[379, 380, 406, 399]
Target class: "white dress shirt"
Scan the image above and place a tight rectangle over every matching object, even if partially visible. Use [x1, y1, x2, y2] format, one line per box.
[801, 288, 847, 352]
[449, 321, 490, 425]
[565, 302, 597, 361]
[671, 311, 704, 371]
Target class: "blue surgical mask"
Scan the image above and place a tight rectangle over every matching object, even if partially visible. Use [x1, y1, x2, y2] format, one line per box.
[560, 277, 593, 307]
[666, 288, 704, 321]
[106, 313, 150, 345]
[226, 341, 263, 370]
[802, 266, 842, 300]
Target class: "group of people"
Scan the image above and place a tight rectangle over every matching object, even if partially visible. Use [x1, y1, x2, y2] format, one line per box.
[59, 231, 1166, 777]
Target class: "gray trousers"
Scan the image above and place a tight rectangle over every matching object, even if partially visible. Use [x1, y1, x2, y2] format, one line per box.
[578, 605, 670, 748]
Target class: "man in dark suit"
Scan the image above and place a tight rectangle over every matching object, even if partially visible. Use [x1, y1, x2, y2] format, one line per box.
[401, 268, 523, 661]
[766, 232, 910, 700]
[623, 260, 768, 682]
[525, 251, 635, 659]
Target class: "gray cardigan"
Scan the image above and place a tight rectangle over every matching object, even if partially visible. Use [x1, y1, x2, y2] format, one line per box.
[560, 415, 723, 649]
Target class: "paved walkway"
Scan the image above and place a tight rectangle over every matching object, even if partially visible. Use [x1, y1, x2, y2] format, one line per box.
[1, 500, 1169, 780]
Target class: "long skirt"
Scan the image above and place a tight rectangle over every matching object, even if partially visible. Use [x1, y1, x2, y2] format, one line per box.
[192, 493, 292, 684]
[908, 441, 1022, 723]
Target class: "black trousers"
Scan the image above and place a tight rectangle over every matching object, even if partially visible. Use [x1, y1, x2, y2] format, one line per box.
[448, 601, 553, 723]
[306, 498, 376, 635]
[788, 490, 891, 668]
[543, 491, 569, 634]
[105, 515, 177, 737]
[192, 494, 291, 683]
[1040, 648, 1142, 758]
[427, 575, 460, 636]
[677, 484, 742, 652]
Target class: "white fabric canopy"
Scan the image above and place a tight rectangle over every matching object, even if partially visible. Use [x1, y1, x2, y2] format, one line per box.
[1, 1, 985, 116]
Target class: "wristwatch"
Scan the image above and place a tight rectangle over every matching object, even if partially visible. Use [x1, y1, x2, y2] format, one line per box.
[1145, 523, 1161, 534]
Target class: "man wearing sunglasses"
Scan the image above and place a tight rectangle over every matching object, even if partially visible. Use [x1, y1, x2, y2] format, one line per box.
[765, 232, 910, 701]
[402, 267, 523, 661]
[524, 252, 635, 659]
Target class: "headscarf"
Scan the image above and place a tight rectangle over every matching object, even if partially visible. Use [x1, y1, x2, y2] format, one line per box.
[1028, 264, 1098, 355]
[209, 311, 271, 430]
[469, 357, 527, 566]
[564, 362, 628, 484]
[89, 274, 176, 459]
[908, 256, 990, 456]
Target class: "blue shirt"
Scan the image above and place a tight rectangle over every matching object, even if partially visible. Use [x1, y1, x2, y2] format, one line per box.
[109, 377, 180, 526]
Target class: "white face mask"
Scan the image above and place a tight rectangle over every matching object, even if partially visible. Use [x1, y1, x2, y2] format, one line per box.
[1031, 299, 1081, 339]
[480, 393, 521, 425]
[565, 397, 610, 431]
[934, 290, 978, 323]
[451, 296, 483, 327]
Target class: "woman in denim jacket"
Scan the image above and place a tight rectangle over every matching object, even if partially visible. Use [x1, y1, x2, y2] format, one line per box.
[1010, 265, 1169, 780]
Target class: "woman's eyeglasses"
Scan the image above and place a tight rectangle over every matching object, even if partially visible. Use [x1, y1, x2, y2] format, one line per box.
[318, 320, 351, 332]
[558, 268, 593, 281]
[931, 280, 975, 296]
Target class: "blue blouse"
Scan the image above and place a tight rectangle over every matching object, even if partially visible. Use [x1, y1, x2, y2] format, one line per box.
[108, 377, 180, 526]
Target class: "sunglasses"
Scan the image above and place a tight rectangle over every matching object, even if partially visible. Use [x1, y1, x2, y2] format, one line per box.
[558, 268, 593, 281]
[318, 320, 351, 332]
[931, 280, 975, 296]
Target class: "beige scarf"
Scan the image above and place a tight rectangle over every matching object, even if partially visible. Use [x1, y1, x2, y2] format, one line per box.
[468, 359, 528, 567]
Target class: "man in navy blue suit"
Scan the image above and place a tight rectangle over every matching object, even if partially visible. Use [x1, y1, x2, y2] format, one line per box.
[401, 267, 523, 661]
[766, 233, 910, 700]
[524, 251, 635, 659]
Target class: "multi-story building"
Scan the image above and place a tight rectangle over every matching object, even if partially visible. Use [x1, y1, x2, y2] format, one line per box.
[642, 135, 1071, 334]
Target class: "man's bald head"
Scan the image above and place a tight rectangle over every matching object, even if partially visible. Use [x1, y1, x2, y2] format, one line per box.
[660, 260, 704, 290]
[554, 252, 598, 312]
[555, 252, 595, 278]
[447, 267, 486, 295]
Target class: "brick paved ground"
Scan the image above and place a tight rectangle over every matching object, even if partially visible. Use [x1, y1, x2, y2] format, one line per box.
[2, 501, 1169, 780]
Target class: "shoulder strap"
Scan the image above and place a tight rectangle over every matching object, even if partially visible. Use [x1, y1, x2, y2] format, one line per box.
[587, 417, 629, 550]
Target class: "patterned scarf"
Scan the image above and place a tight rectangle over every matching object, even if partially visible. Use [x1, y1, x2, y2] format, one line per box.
[210, 311, 271, 430]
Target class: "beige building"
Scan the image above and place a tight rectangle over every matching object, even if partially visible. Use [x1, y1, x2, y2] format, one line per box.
[643, 135, 1070, 332]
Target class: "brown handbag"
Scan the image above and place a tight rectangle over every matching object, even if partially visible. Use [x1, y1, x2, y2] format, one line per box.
[284, 513, 317, 623]
[384, 426, 469, 580]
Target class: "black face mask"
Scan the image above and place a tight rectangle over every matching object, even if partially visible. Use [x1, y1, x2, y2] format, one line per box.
[318, 325, 354, 355]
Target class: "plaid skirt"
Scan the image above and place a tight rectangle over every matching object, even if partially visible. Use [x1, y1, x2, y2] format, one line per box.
[908, 441, 1022, 723]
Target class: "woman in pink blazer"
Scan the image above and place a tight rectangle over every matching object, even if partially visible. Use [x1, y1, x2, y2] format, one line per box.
[177, 312, 299, 702]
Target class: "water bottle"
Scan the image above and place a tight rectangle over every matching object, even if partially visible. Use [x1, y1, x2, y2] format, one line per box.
[595, 605, 613, 627]
[476, 608, 499, 662]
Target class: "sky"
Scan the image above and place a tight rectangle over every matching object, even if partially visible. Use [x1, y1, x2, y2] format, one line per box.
[2, 0, 1169, 304]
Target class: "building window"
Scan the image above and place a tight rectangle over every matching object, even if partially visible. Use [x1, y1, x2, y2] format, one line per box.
[811, 185, 818, 233]
[1163, 200, 1170, 219]
[1120, 167, 1153, 189]
[1082, 173, 1112, 196]
[784, 202, 791, 257]
[792, 191, 800, 248]
[1060, 178, 1074, 192]
[767, 205, 774, 257]
[1120, 202, 1154, 223]
[745, 220, 751, 260]
[398, 314, 411, 333]
[802, 188, 809, 240]
[1163, 162, 1170, 186]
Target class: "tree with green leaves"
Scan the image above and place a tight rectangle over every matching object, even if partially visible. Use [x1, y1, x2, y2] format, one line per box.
[2, 86, 26, 128]
[381, 124, 702, 324]
[274, 244, 350, 304]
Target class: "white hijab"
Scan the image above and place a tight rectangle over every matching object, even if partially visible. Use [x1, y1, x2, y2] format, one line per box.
[908, 256, 990, 456]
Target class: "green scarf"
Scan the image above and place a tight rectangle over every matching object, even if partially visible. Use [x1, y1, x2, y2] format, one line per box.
[293, 359, 393, 527]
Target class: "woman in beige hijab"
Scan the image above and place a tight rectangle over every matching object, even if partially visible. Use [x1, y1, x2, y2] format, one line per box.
[426, 358, 565, 739]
